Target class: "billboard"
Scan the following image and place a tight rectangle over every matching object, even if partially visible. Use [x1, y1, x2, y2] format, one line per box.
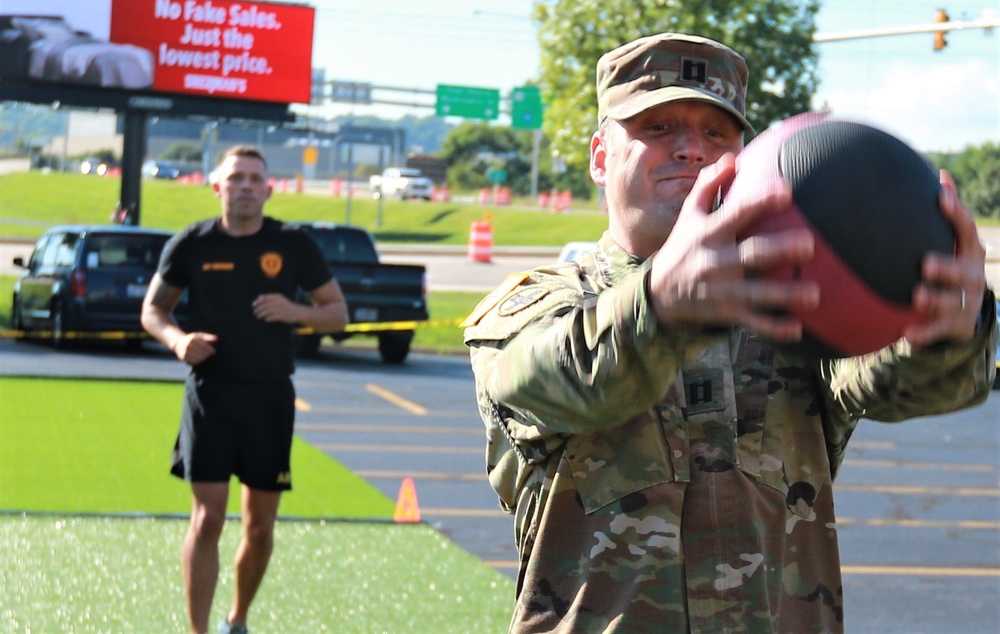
[0, 0, 314, 105]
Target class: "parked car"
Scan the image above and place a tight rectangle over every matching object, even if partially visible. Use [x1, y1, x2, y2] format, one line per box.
[290, 222, 428, 363]
[141, 159, 202, 180]
[557, 241, 599, 262]
[79, 156, 116, 176]
[10, 225, 183, 348]
[141, 160, 180, 180]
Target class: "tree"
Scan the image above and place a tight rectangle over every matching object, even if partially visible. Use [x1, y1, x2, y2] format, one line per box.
[334, 114, 453, 155]
[963, 153, 1000, 218]
[955, 143, 1000, 218]
[532, 0, 820, 175]
[439, 122, 547, 195]
[927, 142, 1000, 218]
[160, 142, 202, 162]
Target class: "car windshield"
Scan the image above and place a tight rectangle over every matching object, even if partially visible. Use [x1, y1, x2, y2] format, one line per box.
[306, 229, 378, 263]
[85, 235, 168, 268]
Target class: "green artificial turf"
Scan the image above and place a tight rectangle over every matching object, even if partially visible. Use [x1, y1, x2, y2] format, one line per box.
[0, 377, 395, 518]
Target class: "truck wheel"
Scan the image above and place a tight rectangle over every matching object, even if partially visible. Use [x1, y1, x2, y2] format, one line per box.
[295, 333, 323, 357]
[378, 331, 413, 364]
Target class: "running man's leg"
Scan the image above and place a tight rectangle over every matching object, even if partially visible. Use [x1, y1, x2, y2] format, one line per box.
[184, 482, 230, 634]
[224, 485, 282, 627]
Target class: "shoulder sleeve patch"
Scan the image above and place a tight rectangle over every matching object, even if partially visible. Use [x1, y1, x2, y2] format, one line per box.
[460, 273, 530, 328]
[498, 286, 548, 316]
[464, 272, 585, 343]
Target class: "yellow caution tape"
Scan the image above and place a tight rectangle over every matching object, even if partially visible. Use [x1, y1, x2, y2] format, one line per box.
[0, 329, 147, 341]
[0, 318, 466, 341]
[300, 318, 465, 335]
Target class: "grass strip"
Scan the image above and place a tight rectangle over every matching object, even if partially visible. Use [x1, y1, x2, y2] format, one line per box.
[0, 172, 609, 243]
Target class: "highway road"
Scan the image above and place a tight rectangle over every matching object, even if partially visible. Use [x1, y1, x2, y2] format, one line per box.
[0, 336, 998, 632]
[3, 226, 999, 292]
[0, 238, 558, 293]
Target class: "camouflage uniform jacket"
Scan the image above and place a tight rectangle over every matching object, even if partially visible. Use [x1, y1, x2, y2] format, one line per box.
[464, 232, 997, 634]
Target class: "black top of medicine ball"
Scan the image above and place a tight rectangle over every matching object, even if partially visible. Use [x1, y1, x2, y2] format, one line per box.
[779, 121, 954, 305]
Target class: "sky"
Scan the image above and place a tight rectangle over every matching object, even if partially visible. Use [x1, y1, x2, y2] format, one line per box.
[306, 0, 1000, 153]
[7, 0, 998, 153]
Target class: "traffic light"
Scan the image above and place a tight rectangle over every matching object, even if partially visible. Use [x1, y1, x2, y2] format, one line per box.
[934, 9, 949, 51]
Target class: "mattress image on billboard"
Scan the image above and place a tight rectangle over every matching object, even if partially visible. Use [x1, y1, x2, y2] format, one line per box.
[0, 14, 153, 89]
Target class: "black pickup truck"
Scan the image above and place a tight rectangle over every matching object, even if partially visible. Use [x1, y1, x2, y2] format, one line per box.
[292, 222, 428, 363]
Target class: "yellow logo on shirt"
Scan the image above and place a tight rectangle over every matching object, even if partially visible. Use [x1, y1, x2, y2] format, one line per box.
[260, 252, 282, 278]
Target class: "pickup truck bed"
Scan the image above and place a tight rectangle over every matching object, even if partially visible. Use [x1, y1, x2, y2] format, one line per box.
[293, 222, 428, 363]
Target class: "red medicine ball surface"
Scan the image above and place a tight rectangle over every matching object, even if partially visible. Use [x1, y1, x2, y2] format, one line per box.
[730, 113, 955, 359]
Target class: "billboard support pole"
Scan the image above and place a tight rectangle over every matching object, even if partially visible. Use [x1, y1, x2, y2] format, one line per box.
[118, 110, 147, 226]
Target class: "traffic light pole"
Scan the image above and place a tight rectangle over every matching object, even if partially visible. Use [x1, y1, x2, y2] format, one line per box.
[814, 15, 998, 44]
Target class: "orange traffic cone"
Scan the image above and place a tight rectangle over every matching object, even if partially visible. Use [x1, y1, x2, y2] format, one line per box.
[393, 477, 422, 523]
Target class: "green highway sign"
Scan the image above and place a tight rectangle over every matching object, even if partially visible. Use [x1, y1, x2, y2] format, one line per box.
[436, 84, 500, 120]
[511, 85, 543, 129]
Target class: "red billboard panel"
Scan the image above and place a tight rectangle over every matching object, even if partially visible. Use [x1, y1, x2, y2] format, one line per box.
[0, 0, 314, 105]
[111, 0, 314, 104]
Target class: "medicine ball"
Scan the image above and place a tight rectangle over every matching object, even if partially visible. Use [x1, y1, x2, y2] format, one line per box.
[727, 112, 955, 359]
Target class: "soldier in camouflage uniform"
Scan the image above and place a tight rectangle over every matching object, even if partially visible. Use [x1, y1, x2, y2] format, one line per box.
[464, 33, 997, 633]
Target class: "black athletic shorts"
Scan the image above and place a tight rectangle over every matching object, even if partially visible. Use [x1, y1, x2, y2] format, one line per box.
[170, 372, 296, 491]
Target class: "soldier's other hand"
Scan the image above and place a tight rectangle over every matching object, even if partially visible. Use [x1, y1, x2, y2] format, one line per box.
[905, 170, 987, 347]
[648, 153, 820, 342]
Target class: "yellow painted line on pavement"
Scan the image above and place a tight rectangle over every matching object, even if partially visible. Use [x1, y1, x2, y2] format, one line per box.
[421, 507, 509, 518]
[836, 484, 999, 497]
[313, 443, 480, 455]
[354, 470, 486, 482]
[842, 458, 995, 472]
[838, 517, 1000, 530]
[480, 563, 1000, 576]
[366, 383, 427, 416]
[842, 565, 1000, 578]
[297, 422, 481, 435]
[483, 560, 519, 570]
[847, 440, 896, 449]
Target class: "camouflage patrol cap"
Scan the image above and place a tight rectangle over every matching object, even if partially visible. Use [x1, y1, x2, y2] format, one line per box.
[596, 32, 753, 132]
